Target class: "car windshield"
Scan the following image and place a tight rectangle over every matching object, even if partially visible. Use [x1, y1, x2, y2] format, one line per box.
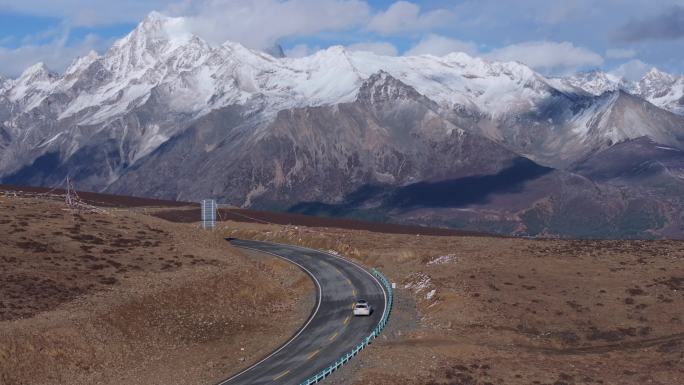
[356, 304, 367, 308]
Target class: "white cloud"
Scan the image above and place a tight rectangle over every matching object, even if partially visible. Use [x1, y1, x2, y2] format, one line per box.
[367, 1, 455, 35]
[487, 40, 604, 73]
[0, 36, 15, 46]
[610, 59, 651, 81]
[284, 43, 313, 58]
[169, 0, 370, 50]
[0, 1, 371, 48]
[0, 0, 175, 27]
[605, 48, 637, 59]
[286, 41, 397, 58]
[615, 5, 684, 42]
[536, 1, 589, 24]
[0, 33, 107, 77]
[405, 34, 478, 56]
[347, 41, 398, 56]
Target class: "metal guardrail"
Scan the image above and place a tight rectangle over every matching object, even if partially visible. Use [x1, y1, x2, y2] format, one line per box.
[299, 269, 393, 385]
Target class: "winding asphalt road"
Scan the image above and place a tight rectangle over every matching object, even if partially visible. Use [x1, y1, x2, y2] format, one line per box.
[218, 239, 388, 385]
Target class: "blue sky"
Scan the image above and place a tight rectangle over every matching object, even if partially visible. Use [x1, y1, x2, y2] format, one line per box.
[0, 0, 683, 78]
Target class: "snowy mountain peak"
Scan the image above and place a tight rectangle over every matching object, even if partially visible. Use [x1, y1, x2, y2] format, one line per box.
[17, 62, 53, 83]
[437, 51, 544, 90]
[64, 50, 100, 76]
[96, 11, 215, 93]
[642, 67, 674, 83]
[221, 40, 259, 56]
[144, 10, 169, 23]
[109, 11, 193, 60]
[357, 70, 422, 104]
[326, 45, 348, 54]
[136, 10, 185, 38]
[562, 70, 621, 96]
[634, 67, 678, 98]
[7, 62, 57, 107]
[307, 45, 353, 62]
[442, 51, 476, 63]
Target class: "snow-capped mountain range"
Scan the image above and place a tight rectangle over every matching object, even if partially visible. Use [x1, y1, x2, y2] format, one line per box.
[1, 12, 684, 238]
[3, 12, 571, 122]
[2, 12, 682, 144]
[560, 68, 684, 115]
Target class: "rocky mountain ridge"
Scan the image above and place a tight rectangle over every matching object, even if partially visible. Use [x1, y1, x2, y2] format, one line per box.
[561, 67, 684, 115]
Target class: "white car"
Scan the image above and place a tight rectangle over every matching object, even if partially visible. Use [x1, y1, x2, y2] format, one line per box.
[353, 300, 372, 316]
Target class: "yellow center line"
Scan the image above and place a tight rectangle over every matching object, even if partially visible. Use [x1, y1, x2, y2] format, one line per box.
[306, 350, 320, 360]
[273, 370, 290, 381]
[344, 316, 351, 325]
[329, 331, 338, 341]
[351, 302, 355, 309]
[352, 289, 357, 296]
[346, 278, 352, 285]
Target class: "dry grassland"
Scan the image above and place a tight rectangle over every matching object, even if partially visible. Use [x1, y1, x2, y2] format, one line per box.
[0, 195, 313, 385]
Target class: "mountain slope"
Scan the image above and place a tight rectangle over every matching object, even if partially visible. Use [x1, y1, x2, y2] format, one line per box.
[573, 137, 684, 185]
[570, 137, 684, 238]
[107, 72, 526, 206]
[456, 88, 684, 168]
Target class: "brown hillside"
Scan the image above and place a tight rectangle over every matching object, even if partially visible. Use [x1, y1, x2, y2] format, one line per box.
[0, 192, 313, 385]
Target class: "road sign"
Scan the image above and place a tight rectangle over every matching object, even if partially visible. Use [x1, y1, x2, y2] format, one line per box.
[201, 199, 217, 230]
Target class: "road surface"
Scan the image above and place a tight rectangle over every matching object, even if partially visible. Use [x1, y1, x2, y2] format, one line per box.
[218, 239, 388, 385]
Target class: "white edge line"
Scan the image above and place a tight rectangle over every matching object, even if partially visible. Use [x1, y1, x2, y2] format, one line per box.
[216, 243, 323, 385]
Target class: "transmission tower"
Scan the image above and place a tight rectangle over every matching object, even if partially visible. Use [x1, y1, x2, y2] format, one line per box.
[65, 176, 82, 211]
